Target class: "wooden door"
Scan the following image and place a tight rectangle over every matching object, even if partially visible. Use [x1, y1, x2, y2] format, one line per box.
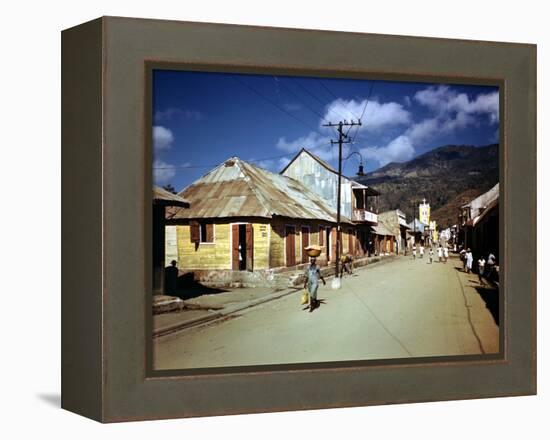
[245, 223, 253, 271]
[301, 226, 309, 263]
[231, 224, 240, 270]
[285, 226, 295, 267]
[348, 228, 354, 256]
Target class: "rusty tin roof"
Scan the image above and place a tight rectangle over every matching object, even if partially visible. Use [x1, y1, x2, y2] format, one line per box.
[170, 157, 350, 223]
[153, 185, 190, 207]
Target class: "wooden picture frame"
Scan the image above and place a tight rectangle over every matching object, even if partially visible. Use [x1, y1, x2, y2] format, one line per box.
[61, 16, 536, 422]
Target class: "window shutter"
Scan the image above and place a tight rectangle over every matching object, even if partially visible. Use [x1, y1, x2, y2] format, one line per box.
[190, 221, 200, 243]
[206, 223, 214, 242]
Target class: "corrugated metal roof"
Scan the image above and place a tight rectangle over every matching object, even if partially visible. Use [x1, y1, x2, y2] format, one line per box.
[462, 183, 499, 214]
[472, 198, 499, 227]
[170, 157, 350, 223]
[372, 223, 396, 236]
[153, 185, 190, 207]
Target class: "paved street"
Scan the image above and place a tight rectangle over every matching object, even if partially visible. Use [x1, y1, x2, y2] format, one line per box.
[153, 255, 499, 370]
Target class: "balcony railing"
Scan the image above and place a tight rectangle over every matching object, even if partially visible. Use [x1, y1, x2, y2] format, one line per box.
[352, 209, 378, 223]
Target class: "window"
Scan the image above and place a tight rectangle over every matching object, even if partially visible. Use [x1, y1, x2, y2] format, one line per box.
[190, 221, 214, 243]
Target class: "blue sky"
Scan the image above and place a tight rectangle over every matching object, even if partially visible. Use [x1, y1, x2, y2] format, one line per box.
[152, 69, 499, 191]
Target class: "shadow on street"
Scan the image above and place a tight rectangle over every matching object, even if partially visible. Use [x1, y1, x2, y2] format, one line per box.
[175, 274, 229, 300]
[474, 286, 499, 325]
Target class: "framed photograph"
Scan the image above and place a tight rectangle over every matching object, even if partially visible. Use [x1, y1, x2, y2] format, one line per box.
[62, 16, 536, 422]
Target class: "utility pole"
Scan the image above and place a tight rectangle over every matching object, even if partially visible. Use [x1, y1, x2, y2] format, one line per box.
[323, 119, 361, 280]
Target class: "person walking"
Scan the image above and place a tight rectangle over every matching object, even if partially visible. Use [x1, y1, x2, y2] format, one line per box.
[465, 248, 474, 274]
[443, 246, 449, 263]
[419, 245, 425, 259]
[486, 251, 496, 281]
[412, 244, 417, 260]
[437, 245, 443, 263]
[303, 257, 326, 312]
[478, 256, 486, 285]
[429, 247, 434, 264]
[459, 248, 467, 271]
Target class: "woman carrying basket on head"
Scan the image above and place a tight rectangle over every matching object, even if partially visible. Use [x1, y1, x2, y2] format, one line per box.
[303, 254, 326, 312]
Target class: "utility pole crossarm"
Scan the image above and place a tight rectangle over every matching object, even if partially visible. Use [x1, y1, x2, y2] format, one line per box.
[323, 119, 361, 281]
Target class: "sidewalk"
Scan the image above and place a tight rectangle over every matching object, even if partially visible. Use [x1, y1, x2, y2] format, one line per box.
[153, 286, 300, 337]
[153, 253, 400, 338]
[449, 256, 499, 354]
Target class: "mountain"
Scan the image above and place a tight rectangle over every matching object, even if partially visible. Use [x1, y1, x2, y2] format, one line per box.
[355, 144, 499, 228]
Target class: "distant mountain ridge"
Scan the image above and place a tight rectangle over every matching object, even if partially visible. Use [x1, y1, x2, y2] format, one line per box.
[355, 144, 499, 228]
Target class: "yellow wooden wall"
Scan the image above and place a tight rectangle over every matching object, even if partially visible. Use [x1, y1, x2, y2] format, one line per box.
[253, 223, 269, 270]
[269, 219, 333, 269]
[175, 221, 270, 271]
[176, 223, 231, 270]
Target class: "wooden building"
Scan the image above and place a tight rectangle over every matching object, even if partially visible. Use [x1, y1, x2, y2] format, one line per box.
[377, 210, 409, 254]
[281, 148, 380, 256]
[152, 186, 190, 294]
[459, 183, 499, 260]
[166, 157, 353, 279]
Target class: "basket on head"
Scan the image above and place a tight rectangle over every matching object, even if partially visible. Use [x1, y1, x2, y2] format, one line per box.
[305, 245, 323, 257]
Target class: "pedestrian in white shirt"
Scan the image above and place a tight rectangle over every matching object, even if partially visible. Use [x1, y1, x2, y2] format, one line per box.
[443, 246, 449, 263]
[478, 257, 486, 285]
[412, 245, 416, 259]
[419, 245, 425, 259]
[437, 245, 443, 262]
[429, 248, 434, 264]
[465, 249, 473, 273]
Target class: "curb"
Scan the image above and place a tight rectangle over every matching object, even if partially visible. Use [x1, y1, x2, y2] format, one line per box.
[153, 287, 301, 338]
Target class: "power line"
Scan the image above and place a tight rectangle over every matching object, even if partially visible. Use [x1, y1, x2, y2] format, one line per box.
[346, 80, 376, 139]
[273, 76, 329, 123]
[153, 142, 333, 170]
[231, 75, 322, 134]
[291, 78, 350, 122]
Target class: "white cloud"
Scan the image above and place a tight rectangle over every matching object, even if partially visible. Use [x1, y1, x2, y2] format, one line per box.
[153, 159, 176, 185]
[322, 98, 411, 131]
[360, 135, 415, 167]
[414, 85, 499, 124]
[153, 126, 174, 150]
[406, 118, 440, 143]
[276, 131, 331, 153]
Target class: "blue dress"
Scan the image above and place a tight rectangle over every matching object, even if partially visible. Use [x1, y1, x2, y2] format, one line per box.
[306, 264, 321, 300]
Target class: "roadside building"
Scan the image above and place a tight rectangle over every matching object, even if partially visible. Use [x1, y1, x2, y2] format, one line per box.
[153, 186, 190, 294]
[166, 157, 353, 284]
[377, 210, 409, 254]
[281, 148, 380, 256]
[459, 183, 499, 260]
[407, 218, 428, 247]
[371, 222, 397, 255]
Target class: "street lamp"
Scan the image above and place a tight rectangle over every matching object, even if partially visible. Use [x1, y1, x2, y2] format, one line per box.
[344, 150, 365, 176]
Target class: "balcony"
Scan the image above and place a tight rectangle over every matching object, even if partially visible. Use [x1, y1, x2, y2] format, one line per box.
[352, 209, 378, 223]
